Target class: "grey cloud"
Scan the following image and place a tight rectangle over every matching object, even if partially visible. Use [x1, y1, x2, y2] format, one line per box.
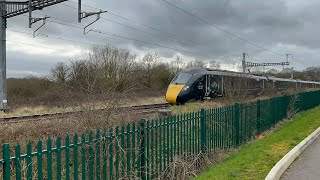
[5, 0, 320, 77]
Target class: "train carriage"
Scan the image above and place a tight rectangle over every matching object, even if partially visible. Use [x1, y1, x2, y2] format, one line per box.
[166, 67, 320, 104]
[268, 77, 297, 90]
[298, 80, 314, 89]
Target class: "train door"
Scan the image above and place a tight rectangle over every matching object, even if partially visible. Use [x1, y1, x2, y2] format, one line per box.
[204, 75, 221, 98]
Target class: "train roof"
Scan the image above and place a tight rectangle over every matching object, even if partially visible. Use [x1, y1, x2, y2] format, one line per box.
[206, 69, 267, 80]
[267, 77, 297, 83]
[298, 80, 315, 84]
[183, 67, 319, 84]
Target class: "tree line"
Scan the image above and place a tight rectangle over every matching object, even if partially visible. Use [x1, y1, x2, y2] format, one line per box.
[8, 45, 220, 107]
[7, 45, 320, 108]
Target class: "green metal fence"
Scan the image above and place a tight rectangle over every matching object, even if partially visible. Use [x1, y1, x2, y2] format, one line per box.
[1, 90, 320, 179]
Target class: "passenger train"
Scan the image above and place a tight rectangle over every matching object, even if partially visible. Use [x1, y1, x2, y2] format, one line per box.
[165, 67, 320, 104]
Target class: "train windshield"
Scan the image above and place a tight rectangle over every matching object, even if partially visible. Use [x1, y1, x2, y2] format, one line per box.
[171, 72, 193, 84]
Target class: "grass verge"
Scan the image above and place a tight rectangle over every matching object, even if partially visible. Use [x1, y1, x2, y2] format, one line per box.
[195, 107, 320, 180]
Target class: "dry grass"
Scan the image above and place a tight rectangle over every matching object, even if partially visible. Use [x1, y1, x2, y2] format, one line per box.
[169, 101, 226, 115]
[0, 109, 158, 152]
[0, 89, 307, 148]
[0, 89, 312, 157]
[0, 96, 166, 118]
[157, 150, 236, 180]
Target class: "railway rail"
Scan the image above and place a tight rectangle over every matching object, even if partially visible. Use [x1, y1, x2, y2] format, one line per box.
[0, 103, 170, 124]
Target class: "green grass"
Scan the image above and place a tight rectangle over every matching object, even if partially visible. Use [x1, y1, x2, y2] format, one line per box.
[195, 107, 320, 180]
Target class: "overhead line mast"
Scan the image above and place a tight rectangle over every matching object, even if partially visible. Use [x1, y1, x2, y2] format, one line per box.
[0, 0, 90, 110]
[242, 52, 291, 73]
[0, 0, 109, 110]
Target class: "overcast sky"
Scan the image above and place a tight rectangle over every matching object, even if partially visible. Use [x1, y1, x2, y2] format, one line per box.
[6, 0, 320, 77]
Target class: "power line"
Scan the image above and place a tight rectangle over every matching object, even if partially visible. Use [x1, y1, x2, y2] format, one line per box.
[159, 0, 284, 57]
[21, 13, 84, 29]
[7, 31, 244, 73]
[65, 0, 202, 45]
[31, 17, 236, 59]
[8, 28, 243, 65]
[33, 11, 80, 26]
[7, 29, 99, 46]
[47, 20, 211, 56]
[64, 0, 284, 59]
[7, 40, 79, 53]
[60, 2, 200, 47]
[17, 7, 243, 59]
[59, 2, 246, 58]
[16, 18, 207, 57]
[11, 18, 240, 60]
[59, 3, 198, 47]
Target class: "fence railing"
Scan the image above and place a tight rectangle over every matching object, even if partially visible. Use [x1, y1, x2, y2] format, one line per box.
[1, 90, 320, 179]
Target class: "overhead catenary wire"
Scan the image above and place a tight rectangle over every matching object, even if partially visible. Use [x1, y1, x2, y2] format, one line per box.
[8, 23, 240, 62]
[7, 32, 242, 68]
[8, 22, 211, 59]
[23, 12, 235, 58]
[13, 5, 244, 61]
[8, 29, 99, 46]
[64, 0, 203, 45]
[58, 1, 245, 57]
[159, 0, 284, 57]
[28, 17, 239, 59]
[7, 40, 80, 53]
[63, 0, 285, 64]
[45, 20, 199, 54]
[60, 2, 202, 48]
[37, 7, 197, 48]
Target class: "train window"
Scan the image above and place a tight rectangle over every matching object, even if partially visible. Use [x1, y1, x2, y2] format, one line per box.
[171, 72, 193, 84]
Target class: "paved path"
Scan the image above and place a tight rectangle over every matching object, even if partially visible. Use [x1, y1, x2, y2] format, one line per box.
[281, 137, 320, 180]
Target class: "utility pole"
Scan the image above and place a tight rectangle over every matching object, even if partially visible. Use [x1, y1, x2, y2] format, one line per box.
[0, 0, 6, 110]
[243, 53, 291, 75]
[290, 67, 294, 79]
[286, 54, 292, 62]
[282, 54, 293, 70]
[242, 52, 246, 73]
[0, 0, 69, 110]
[285, 54, 292, 71]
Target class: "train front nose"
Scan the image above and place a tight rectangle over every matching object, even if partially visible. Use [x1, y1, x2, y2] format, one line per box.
[165, 84, 184, 104]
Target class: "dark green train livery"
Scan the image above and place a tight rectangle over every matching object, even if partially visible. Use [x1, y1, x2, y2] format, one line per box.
[166, 67, 320, 104]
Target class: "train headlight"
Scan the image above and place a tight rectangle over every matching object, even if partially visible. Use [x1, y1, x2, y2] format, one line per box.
[182, 86, 189, 91]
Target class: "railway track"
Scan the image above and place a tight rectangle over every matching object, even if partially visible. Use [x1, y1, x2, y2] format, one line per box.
[0, 103, 170, 124]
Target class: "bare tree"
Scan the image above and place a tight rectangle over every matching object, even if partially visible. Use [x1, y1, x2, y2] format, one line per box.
[186, 59, 206, 68]
[51, 62, 69, 84]
[171, 55, 185, 73]
[208, 60, 221, 69]
[141, 52, 157, 88]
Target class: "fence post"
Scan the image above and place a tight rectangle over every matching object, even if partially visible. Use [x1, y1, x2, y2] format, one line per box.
[3, 144, 10, 180]
[256, 100, 261, 134]
[138, 119, 146, 180]
[271, 98, 276, 125]
[200, 108, 207, 154]
[233, 103, 240, 147]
